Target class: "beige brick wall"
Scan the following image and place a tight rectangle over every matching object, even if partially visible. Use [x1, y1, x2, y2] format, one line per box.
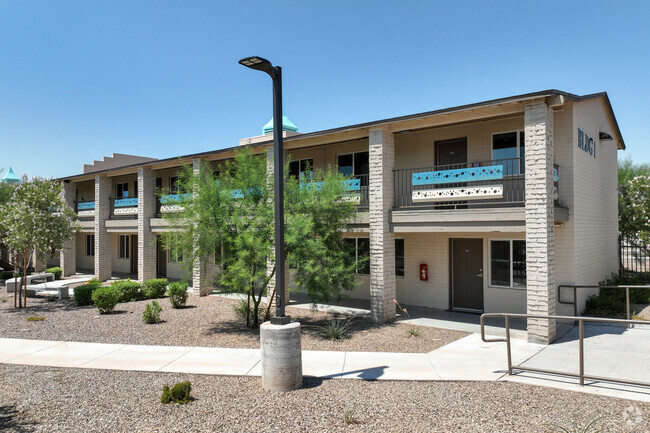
[60, 182, 77, 276]
[94, 175, 112, 281]
[75, 233, 95, 271]
[138, 168, 157, 282]
[571, 99, 619, 311]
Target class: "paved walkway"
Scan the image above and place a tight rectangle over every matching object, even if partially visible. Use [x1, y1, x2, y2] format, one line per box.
[2, 324, 649, 402]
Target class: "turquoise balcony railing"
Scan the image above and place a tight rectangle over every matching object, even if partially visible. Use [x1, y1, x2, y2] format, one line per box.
[77, 201, 95, 211]
[114, 198, 139, 207]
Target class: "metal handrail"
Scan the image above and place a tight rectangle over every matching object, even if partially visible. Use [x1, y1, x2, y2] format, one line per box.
[558, 284, 650, 319]
[480, 312, 650, 387]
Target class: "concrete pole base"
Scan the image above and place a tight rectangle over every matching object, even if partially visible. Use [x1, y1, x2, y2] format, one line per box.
[260, 321, 302, 392]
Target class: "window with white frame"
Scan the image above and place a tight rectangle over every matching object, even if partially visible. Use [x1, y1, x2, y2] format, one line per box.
[492, 131, 525, 175]
[344, 237, 370, 275]
[395, 238, 404, 277]
[288, 158, 313, 180]
[489, 240, 526, 288]
[118, 235, 130, 259]
[85, 234, 95, 256]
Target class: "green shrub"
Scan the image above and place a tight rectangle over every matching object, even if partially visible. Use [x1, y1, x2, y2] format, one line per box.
[0, 271, 16, 280]
[142, 278, 168, 299]
[233, 299, 265, 325]
[45, 267, 63, 280]
[161, 381, 192, 404]
[92, 286, 121, 314]
[317, 317, 352, 341]
[111, 280, 143, 302]
[74, 279, 102, 307]
[583, 273, 650, 317]
[143, 300, 163, 324]
[168, 282, 189, 308]
[27, 316, 46, 322]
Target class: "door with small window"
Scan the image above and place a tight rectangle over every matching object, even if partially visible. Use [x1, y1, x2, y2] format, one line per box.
[450, 238, 484, 311]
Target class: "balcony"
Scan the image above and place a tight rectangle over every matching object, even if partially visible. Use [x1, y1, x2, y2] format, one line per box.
[111, 197, 138, 219]
[394, 158, 559, 210]
[76, 201, 95, 218]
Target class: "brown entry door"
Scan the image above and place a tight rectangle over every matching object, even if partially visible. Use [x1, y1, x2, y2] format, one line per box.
[451, 238, 484, 311]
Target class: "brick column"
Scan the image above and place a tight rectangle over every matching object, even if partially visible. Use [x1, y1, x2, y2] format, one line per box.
[525, 102, 556, 344]
[60, 182, 77, 276]
[95, 175, 112, 282]
[32, 251, 46, 272]
[191, 159, 216, 296]
[369, 128, 396, 324]
[265, 147, 290, 309]
[138, 167, 156, 282]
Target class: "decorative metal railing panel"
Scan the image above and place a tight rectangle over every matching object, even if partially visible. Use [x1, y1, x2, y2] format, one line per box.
[114, 198, 138, 207]
[412, 165, 503, 186]
[77, 201, 95, 210]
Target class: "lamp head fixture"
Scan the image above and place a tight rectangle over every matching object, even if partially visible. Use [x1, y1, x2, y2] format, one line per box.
[238, 56, 276, 78]
[599, 132, 613, 141]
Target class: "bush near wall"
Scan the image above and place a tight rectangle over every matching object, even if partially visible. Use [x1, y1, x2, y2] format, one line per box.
[111, 280, 143, 303]
[142, 278, 169, 299]
[0, 271, 16, 280]
[45, 267, 62, 280]
[91, 286, 121, 314]
[73, 278, 102, 306]
[584, 274, 650, 317]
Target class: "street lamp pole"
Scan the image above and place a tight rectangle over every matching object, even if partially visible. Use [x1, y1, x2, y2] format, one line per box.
[239, 56, 289, 325]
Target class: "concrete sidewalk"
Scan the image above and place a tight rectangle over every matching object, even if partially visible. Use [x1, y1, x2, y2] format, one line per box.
[2, 332, 648, 402]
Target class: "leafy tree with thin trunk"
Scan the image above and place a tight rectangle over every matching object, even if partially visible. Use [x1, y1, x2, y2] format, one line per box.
[618, 157, 650, 242]
[0, 178, 78, 308]
[161, 147, 360, 327]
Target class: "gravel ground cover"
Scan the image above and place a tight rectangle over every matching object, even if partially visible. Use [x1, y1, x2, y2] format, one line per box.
[0, 292, 467, 353]
[1, 364, 648, 433]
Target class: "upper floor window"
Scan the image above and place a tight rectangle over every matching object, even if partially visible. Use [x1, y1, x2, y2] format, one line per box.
[492, 131, 525, 175]
[116, 183, 129, 199]
[338, 151, 369, 186]
[170, 176, 180, 194]
[288, 158, 313, 180]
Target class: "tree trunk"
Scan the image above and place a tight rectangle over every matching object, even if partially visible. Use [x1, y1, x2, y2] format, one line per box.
[13, 263, 17, 308]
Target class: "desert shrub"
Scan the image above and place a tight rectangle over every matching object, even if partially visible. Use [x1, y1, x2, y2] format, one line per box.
[233, 299, 265, 325]
[161, 381, 192, 404]
[111, 280, 143, 303]
[45, 267, 63, 280]
[0, 296, 8, 303]
[143, 300, 163, 324]
[74, 279, 102, 307]
[143, 278, 169, 299]
[92, 286, 121, 314]
[318, 317, 352, 341]
[168, 281, 189, 308]
[27, 316, 46, 322]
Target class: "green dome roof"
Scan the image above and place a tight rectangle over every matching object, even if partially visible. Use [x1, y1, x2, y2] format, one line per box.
[1, 167, 20, 183]
[263, 113, 298, 134]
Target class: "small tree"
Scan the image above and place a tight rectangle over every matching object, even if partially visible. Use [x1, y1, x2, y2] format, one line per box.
[0, 178, 77, 308]
[618, 157, 650, 242]
[162, 147, 359, 327]
[624, 175, 650, 245]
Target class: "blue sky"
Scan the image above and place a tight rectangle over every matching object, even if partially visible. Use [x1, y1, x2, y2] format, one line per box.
[1, 1, 649, 179]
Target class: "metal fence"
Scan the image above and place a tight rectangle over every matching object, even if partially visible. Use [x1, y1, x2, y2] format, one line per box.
[619, 237, 650, 275]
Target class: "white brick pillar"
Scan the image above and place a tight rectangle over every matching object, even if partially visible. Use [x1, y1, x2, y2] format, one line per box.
[265, 147, 290, 308]
[524, 102, 556, 344]
[60, 182, 77, 276]
[369, 128, 396, 324]
[95, 175, 112, 282]
[138, 168, 156, 283]
[191, 158, 215, 296]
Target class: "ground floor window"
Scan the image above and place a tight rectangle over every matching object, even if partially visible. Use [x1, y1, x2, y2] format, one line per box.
[85, 234, 95, 256]
[395, 238, 404, 277]
[489, 239, 526, 288]
[344, 237, 370, 275]
[169, 240, 183, 263]
[118, 235, 129, 259]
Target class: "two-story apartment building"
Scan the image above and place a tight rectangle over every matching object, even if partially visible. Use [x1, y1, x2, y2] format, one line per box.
[57, 90, 624, 344]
